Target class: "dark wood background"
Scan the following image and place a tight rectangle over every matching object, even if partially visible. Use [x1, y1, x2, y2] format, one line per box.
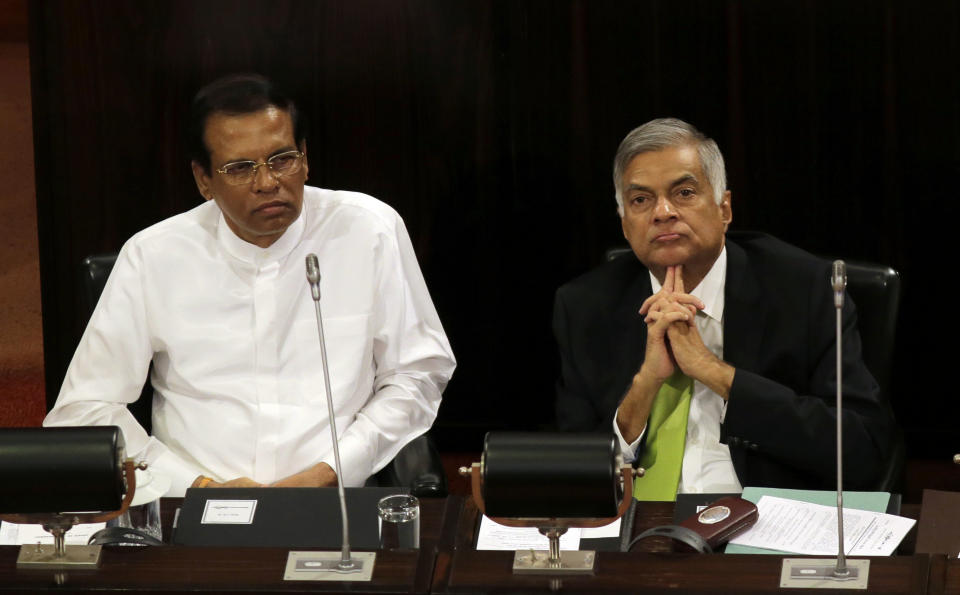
[29, 1, 960, 456]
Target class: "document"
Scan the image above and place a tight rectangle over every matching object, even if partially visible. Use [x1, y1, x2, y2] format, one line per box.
[0, 521, 105, 545]
[728, 496, 914, 556]
[581, 518, 621, 539]
[476, 516, 581, 551]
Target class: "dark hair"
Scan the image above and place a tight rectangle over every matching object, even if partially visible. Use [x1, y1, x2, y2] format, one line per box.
[188, 73, 305, 173]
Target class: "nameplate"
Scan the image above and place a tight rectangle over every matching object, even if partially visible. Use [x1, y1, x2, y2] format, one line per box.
[201, 500, 257, 524]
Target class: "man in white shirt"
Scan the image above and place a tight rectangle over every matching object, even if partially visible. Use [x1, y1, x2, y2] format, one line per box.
[45, 74, 456, 496]
[553, 118, 892, 495]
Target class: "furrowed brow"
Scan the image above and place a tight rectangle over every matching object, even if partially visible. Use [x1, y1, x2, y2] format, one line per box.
[625, 183, 654, 195]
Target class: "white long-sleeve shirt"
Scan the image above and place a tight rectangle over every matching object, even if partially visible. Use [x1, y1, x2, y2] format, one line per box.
[45, 187, 456, 496]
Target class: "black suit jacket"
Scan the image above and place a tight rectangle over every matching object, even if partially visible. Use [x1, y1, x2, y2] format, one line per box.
[553, 231, 892, 490]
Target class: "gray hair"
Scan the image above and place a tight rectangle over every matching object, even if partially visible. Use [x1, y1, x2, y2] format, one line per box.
[613, 118, 727, 215]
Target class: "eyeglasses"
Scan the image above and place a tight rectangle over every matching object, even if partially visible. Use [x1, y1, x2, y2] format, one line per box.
[215, 150, 304, 185]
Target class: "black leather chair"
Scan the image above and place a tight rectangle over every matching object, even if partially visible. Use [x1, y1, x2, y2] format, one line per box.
[80, 253, 447, 497]
[842, 260, 904, 493]
[604, 248, 905, 492]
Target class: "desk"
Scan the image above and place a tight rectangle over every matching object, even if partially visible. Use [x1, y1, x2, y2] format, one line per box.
[0, 495, 946, 594]
[0, 495, 455, 594]
[431, 497, 937, 594]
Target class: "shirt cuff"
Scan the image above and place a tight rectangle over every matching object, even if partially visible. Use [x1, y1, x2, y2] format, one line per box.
[149, 450, 205, 497]
[613, 413, 645, 463]
[320, 429, 376, 488]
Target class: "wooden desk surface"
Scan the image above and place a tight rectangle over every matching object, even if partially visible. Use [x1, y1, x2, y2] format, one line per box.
[0, 494, 455, 594]
[0, 494, 947, 594]
[431, 497, 937, 595]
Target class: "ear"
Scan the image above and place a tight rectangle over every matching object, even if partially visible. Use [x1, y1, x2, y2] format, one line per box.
[719, 190, 732, 231]
[191, 161, 214, 201]
[299, 140, 309, 181]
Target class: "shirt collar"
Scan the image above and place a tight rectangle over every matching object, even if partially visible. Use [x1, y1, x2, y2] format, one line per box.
[215, 205, 306, 266]
[648, 245, 727, 323]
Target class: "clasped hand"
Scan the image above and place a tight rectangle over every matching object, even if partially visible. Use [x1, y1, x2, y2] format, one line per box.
[617, 265, 734, 442]
[638, 265, 713, 381]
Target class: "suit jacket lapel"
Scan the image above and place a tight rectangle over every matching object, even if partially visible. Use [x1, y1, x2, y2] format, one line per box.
[723, 238, 765, 373]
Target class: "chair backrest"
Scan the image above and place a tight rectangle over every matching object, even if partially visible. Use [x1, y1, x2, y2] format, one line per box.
[839, 260, 904, 491]
[841, 260, 901, 405]
[80, 253, 119, 314]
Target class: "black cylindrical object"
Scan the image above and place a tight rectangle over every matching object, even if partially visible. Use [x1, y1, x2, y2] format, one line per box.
[481, 432, 621, 518]
[0, 426, 126, 513]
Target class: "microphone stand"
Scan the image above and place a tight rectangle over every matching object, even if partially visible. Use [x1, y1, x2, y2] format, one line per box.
[780, 260, 869, 589]
[833, 260, 849, 577]
[283, 254, 375, 583]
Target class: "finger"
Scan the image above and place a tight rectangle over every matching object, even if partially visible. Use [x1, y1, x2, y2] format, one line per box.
[649, 300, 695, 323]
[658, 310, 690, 325]
[639, 293, 659, 316]
[646, 308, 690, 325]
[675, 265, 684, 294]
[668, 292, 705, 310]
[663, 266, 675, 293]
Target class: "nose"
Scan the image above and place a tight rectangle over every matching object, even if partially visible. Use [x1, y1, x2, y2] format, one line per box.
[252, 162, 280, 192]
[651, 195, 677, 222]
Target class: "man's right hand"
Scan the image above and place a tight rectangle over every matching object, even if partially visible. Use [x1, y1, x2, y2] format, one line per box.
[191, 475, 263, 488]
[616, 265, 699, 443]
[637, 265, 703, 381]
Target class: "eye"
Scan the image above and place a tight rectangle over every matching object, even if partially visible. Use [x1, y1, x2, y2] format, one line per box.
[222, 161, 254, 176]
[676, 188, 697, 200]
[269, 154, 297, 171]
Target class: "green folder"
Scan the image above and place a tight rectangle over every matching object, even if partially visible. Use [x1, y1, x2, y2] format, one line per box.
[724, 487, 890, 555]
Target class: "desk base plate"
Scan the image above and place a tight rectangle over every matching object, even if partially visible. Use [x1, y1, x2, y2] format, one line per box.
[780, 558, 870, 589]
[283, 551, 375, 582]
[16, 544, 102, 569]
[513, 550, 595, 575]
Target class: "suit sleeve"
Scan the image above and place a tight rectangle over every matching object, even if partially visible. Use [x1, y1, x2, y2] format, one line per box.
[723, 282, 892, 489]
[553, 288, 607, 431]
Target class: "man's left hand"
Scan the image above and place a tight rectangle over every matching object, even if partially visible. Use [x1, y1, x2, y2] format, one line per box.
[664, 302, 735, 399]
[270, 462, 339, 487]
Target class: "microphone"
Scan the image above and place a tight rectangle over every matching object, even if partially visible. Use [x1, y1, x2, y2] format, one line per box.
[289, 254, 372, 577]
[306, 254, 321, 301]
[832, 260, 846, 309]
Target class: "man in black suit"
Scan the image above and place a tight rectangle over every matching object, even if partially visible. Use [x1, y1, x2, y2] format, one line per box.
[553, 118, 892, 494]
